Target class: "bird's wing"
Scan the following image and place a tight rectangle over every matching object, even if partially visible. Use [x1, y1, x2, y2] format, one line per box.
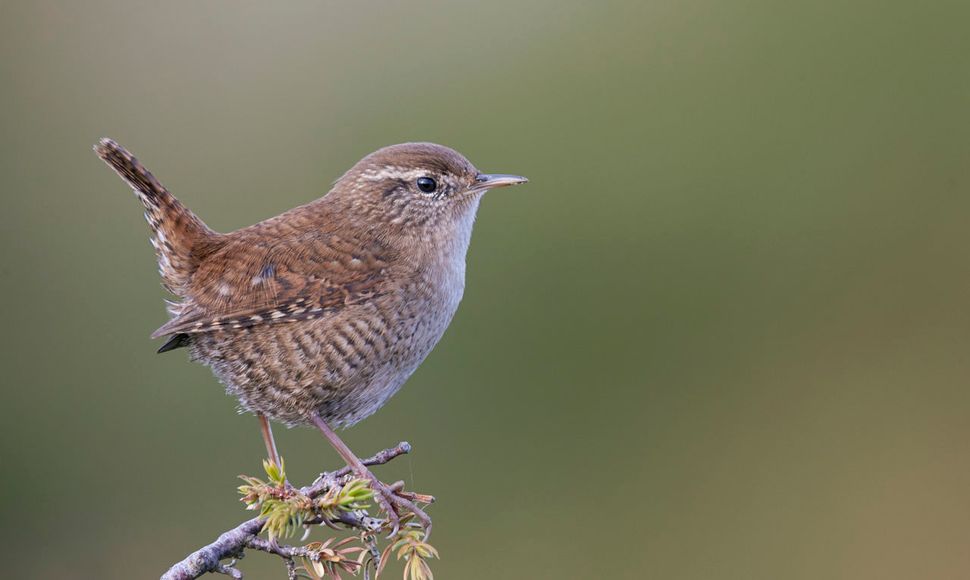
[152, 230, 393, 338]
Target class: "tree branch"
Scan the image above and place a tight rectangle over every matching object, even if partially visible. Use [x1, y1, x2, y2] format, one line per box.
[160, 442, 413, 580]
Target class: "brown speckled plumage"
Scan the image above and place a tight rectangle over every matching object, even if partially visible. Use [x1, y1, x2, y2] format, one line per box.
[95, 138, 526, 430]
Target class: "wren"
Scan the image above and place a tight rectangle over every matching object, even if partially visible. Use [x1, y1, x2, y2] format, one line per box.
[95, 138, 526, 533]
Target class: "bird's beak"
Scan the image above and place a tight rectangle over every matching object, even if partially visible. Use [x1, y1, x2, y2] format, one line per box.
[469, 173, 529, 193]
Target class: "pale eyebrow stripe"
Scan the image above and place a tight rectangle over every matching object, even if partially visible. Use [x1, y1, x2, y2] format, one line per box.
[359, 167, 431, 182]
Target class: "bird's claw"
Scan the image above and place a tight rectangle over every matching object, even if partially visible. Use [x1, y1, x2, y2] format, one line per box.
[360, 473, 433, 539]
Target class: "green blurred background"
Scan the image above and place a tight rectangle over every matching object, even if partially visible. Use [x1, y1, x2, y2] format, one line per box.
[2, 0, 969, 578]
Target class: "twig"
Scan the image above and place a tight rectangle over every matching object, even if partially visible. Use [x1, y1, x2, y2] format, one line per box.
[160, 442, 412, 580]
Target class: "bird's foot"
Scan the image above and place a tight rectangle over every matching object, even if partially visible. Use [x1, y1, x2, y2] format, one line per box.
[357, 471, 433, 539]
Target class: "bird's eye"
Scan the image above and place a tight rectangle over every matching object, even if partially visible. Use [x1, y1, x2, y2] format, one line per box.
[416, 177, 437, 193]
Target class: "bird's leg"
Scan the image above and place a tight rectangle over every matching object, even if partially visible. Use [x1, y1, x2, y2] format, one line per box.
[258, 413, 281, 470]
[309, 414, 432, 538]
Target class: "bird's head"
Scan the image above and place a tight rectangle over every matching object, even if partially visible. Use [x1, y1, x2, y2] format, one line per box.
[330, 142, 527, 239]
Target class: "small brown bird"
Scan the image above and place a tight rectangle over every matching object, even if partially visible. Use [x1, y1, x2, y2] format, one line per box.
[95, 138, 526, 533]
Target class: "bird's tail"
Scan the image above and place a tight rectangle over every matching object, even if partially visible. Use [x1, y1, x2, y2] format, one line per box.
[95, 138, 218, 295]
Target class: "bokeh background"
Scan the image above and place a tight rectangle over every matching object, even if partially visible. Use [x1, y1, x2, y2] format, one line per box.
[2, 1, 970, 578]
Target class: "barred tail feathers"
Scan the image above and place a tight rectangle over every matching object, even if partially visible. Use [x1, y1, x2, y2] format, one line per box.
[95, 138, 217, 294]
